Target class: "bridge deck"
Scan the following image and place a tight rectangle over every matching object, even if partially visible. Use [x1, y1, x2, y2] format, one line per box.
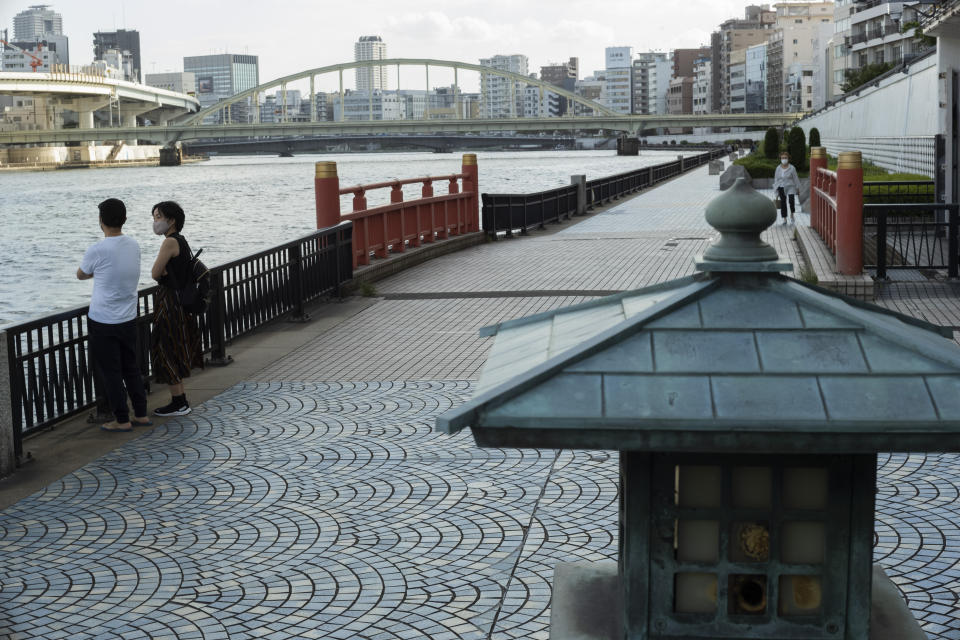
[2, 167, 959, 639]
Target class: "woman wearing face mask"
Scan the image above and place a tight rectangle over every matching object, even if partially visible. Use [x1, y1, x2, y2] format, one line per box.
[150, 201, 203, 416]
[773, 152, 802, 225]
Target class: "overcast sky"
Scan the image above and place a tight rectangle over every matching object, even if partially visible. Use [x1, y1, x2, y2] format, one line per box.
[1, 1, 762, 89]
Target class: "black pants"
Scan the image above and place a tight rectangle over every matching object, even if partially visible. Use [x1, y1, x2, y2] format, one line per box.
[89, 318, 147, 423]
[777, 188, 796, 218]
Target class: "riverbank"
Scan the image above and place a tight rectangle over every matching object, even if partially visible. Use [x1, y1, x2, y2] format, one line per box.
[0, 148, 208, 172]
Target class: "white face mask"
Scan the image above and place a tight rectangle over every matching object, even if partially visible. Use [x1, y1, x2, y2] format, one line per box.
[781, 158, 789, 165]
[153, 219, 170, 235]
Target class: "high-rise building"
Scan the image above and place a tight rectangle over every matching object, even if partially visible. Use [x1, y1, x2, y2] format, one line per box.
[632, 52, 672, 115]
[844, 1, 927, 82]
[7, 5, 68, 69]
[479, 54, 528, 118]
[604, 47, 633, 114]
[540, 57, 578, 115]
[745, 43, 767, 112]
[693, 56, 712, 115]
[93, 30, 141, 82]
[729, 49, 747, 113]
[354, 35, 387, 91]
[672, 47, 712, 80]
[711, 5, 775, 113]
[183, 53, 259, 123]
[769, 2, 834, 112]
[13, 4, 62, 39]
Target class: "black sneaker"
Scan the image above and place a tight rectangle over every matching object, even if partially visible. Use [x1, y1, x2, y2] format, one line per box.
[154, 400, 191, 417]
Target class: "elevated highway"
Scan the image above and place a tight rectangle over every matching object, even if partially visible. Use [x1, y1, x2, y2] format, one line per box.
[182, 134, 576, 155]
[0, 70, 200, 132]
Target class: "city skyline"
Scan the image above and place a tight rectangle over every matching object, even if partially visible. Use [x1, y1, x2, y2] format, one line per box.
[1, 0, 769, 87]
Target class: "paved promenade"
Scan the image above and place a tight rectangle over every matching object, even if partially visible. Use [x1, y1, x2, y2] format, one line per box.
[2, 166, 960, 639]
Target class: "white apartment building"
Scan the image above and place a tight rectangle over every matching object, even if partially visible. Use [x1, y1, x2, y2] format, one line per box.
[693, 57, 712, 114]
[604, 47, 633, 114]
[632, 52, 672, 115]
[479, 54, 528, 118]
[847, 2, 926, 69]
[355, 35, 388, 91]
[522, 84, 562, 118]
[145, 72, 197, 95]
[767, 1, 834, 112]
[334, 89, 406, 121]
[729, 49, 747, 113]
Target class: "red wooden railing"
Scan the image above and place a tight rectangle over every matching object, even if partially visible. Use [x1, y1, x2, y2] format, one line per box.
[314, 154, 479, 268]
[811, 166, 838, 253]
[809, 147, 863, 275]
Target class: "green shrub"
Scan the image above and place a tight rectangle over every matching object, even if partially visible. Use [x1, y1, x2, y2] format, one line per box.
[763, 128, 780, 159]
[808, 127, 821, 148]
[788, 127, 807, 171]
[735, 152, 812, 179]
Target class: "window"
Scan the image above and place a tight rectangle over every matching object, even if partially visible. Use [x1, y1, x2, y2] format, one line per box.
[793, 39, 798, 44]
[795, 18, 803, 23]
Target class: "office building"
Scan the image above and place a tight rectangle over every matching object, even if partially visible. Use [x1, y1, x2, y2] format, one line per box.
[672, 47, 712, 79]
[93, 30, 141, 82]
[354, 35, 387, 91]
[479, 54, 528, 118]
[146, 72, 196, 95]
[729, 48, 747, 113]
[667, 76, 694, 115]
[333, 89, 406, 121]
[183, 53, 259, 123]
[13, 4, 62, 39]
[604, 46, 633, 114]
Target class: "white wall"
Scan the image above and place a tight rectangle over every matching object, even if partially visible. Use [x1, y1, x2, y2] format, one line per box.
[798, 54, 938, 139]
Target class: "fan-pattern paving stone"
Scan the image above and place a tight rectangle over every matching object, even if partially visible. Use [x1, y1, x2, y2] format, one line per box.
[3, 165, 960, 639]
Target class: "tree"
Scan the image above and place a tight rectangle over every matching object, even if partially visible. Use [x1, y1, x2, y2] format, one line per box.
[808, 127, 821, 149]
[763, 127, 780, 159]
[788, 127, 807, 171]
[842, 63, 894, 93]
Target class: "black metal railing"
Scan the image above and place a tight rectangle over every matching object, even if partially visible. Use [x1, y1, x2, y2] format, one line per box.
[864, 203, 959, 278]
[481, 149, 723, 237]
[3, 222, 353, 458]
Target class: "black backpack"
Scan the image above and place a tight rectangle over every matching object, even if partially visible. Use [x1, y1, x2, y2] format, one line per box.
[174, 236, 211, 314]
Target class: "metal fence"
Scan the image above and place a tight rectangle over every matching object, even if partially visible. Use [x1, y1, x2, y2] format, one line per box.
[864, 203, 959, 278]
[822, 137, 937, 179]
[480, 149, 723, 237]
[3, 222, 353, 459]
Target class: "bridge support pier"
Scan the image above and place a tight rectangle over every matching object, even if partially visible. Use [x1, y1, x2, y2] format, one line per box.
[159, 145, 182, 166]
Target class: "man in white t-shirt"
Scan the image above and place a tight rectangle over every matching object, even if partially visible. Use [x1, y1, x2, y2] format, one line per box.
[78, 198, 151, 432]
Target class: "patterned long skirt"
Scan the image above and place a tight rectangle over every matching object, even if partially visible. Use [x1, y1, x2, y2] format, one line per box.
[151, 285, 203, 385]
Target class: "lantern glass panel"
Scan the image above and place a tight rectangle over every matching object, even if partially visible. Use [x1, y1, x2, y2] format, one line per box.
[678, 465, 722, 507]
[732, 466, 772, 509]
[782, 467, 829, 510]
[779, 575, 824, 616]
[678, 520, 720, 563]
[781, 521, 826, 564]
[675, 572, 718, 613]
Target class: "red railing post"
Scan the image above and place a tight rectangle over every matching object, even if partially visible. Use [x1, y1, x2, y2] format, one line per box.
[315, 161, 340, 229]
[352, 188, 368, 212]
[835, 151, 864, 275]
[461, 153, 479, 232]
[809, 147, 827, 233]
[421, 179, 434, 198]
[390, 182, 404, 203]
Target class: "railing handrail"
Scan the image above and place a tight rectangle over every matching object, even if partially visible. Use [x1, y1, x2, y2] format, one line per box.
[864, 203, 960, 212]
[339, 174, 468, 195]
[342, 190, 472, 221]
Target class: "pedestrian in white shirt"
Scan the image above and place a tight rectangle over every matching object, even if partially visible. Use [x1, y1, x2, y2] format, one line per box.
[77, 198, 151, 432]
[773, 151, 802, 225]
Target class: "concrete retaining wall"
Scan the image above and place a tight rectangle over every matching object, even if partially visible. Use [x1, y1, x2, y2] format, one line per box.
[0, 145, 161, 166]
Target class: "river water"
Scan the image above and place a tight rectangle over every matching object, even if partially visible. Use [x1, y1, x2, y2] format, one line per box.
[0, 149, 697, 328]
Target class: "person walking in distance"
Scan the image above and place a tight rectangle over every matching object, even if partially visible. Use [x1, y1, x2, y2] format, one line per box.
[78, 198, 151, 432]
[773, 151, 802, 225]
[150, 201, 203, 417]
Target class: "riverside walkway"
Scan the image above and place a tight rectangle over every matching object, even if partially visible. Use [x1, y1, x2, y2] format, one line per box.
[2, 166, 960, 640]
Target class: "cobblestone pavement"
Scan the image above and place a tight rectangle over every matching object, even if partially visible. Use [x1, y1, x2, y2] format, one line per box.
[2, 166, 960, 639]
